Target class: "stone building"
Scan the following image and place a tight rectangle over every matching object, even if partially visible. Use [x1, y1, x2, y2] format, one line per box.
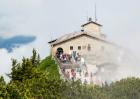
[48, 18, 120, 63]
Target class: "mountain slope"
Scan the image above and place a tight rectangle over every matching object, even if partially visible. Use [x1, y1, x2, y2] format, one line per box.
[39, 56, 60, 79]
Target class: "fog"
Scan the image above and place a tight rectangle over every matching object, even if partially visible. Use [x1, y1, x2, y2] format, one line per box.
[86, 47, 140, 84]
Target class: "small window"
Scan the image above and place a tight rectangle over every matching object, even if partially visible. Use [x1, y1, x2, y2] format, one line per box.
[78, 46, 81, 50]
[70, 46, 73, 50]
[87, 44, 91, 51]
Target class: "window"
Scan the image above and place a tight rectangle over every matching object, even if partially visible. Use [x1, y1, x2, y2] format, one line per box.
[70, 46, 73, 50]
[87, 44, 91, 51]
[78, 46, 81, 50]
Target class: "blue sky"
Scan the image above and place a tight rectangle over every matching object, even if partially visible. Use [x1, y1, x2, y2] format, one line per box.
[0, 0, 140, 81]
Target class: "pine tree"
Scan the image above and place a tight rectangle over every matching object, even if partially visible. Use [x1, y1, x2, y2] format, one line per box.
[8, 49, 41, 82]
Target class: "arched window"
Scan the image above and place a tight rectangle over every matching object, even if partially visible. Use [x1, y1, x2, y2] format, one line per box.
[57, 47, 63, 54]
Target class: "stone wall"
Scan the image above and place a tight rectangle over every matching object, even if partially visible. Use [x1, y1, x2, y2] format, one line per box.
[51, 35, 121, 64]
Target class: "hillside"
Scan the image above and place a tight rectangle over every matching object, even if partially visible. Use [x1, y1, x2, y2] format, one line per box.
[39, 56, 60, 79]
[1, 50, 140, 99]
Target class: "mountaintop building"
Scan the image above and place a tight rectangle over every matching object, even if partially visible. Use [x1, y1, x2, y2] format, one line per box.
[48, 18, 119, 59]
[48, 18, 123, 84]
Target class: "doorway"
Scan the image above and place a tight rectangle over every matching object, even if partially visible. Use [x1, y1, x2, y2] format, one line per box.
[56, 47, 63, 58]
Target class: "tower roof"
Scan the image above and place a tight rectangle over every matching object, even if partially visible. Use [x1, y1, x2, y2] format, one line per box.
[81, 18, 102, 27]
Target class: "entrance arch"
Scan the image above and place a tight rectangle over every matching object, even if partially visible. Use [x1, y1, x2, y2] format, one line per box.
[56, 47, 63, 55]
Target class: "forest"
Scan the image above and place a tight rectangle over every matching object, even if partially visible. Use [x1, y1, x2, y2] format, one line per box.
[0, 49, 140, 99]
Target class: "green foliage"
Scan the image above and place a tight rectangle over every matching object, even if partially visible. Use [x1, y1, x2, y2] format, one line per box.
[8, 49, 41, 82]
[1, 50, 140, 99]
[109, 77, 140, 99]
[39, 56, 60, 79]
[0, 76, 8, 98]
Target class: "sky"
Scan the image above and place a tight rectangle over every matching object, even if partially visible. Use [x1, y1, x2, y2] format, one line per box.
[0, 0, 140, 81]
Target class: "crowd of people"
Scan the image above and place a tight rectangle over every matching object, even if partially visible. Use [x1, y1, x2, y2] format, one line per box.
[56, 51, 102, 84]
[56, 51, 81, 64]
[64, 67, 99, 84]
[66, 69, 76, 80]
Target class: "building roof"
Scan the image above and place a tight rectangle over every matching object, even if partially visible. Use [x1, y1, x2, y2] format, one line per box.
[48, 31, 114, 46]
[48, 39, 57, 44]
[81, 21, 102, 27]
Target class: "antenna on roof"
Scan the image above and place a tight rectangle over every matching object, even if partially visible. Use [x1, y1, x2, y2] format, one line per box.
[94, 3, 98, 22]
[86, 11, 89, 22]
[50, 32, 53, 41]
